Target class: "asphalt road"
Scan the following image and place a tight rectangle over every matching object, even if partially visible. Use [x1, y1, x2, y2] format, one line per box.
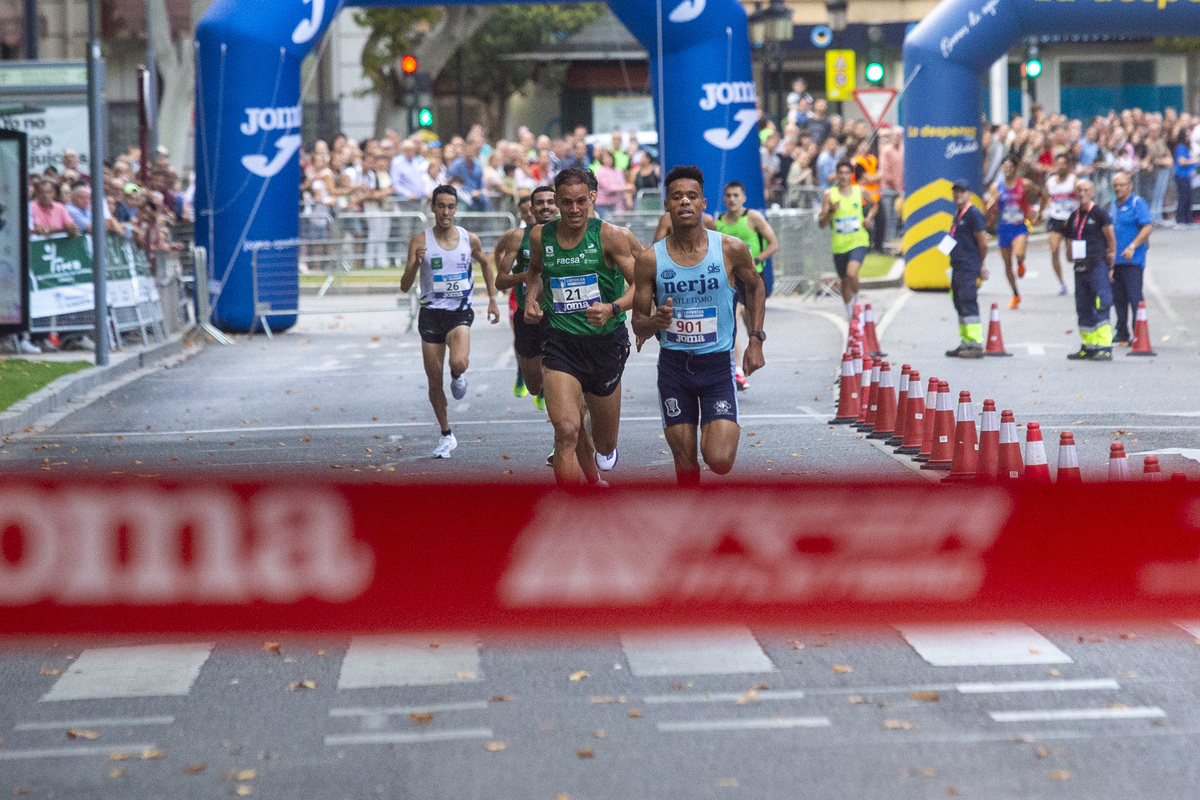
[1, 227, 1199, 798]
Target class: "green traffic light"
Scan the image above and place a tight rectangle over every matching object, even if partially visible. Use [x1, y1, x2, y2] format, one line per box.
[865, 62, 885, 83]
[417, 108, 434, 127]
[1026, 59, 1042, 78]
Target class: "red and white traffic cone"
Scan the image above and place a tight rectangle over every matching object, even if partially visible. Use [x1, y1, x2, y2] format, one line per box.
[886, 364, 911, 446]
[851, 344, 863, 401]
[859, 359, 882, 431]
[1129, 301, 1157, 356]
[997, 409, 1024, 481]
[868, 362, 898, 439]
[1171, 473, 1189, 482]
[1143, 455, 1164, 482]
[913, 375, 939, 461]
[977, 399, 1000, 480]
[983, 303, 1011, 357]
[943, 391, 980, 482]
[828, 352, 860, 424]
[47, 331, 60, 349]
[921, 380, 955, 470]
[1056, 431, 1082, 483]
[1108, 442, 1131, 481]
[856, 355, 874, 427]
[1024, 422, 1051, 483]
[895, 370, 925, 455]
[862, 303, 886, 357]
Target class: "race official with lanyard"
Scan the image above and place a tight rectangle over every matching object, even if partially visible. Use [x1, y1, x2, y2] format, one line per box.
[942, 178, 990, 358]
[1064, 178, 1117, 361]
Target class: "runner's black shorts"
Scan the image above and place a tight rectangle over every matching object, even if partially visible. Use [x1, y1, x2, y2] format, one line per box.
[657, 348, 739, 429]
[418, 306, 473, 345]
[1046, 218, 1071, 236]
[833, 246, 868, 278]
[512, 313, 548, 359]
[542, 325, 630, 397]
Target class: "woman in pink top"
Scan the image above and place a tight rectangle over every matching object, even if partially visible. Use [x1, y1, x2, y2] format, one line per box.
[593, 149, 628, 219]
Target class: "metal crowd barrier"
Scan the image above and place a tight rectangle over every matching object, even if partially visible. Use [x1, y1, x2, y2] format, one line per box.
[765, 206, 834, 298]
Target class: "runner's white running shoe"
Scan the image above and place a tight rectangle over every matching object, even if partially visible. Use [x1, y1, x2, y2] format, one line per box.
[433, 432, 457, 458]
[450, 374, 468, 400]
[594, 447, 618, 472]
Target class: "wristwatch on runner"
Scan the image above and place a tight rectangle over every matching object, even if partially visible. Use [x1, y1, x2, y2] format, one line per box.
[611, 302, 621, 319]
[749, 330, 766, 342]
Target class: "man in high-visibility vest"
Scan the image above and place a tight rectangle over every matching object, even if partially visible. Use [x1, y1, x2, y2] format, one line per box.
[819, 159, 875, 319]
[853, 146, 882, 251]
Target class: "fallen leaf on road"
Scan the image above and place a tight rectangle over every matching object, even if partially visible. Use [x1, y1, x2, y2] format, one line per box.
[1120, 671, 1138, 679]
[717, 778, 739, 787]
[1120, 633, 1138, 640]
[138, 749, 168, 760]
[1107, 704, 1130, 711]
[1048, 669, 1060, 676]
[288, 680, 319, 691]
[592, 730, 605, 739]
[788, 641, 805, 650]
[182, 764, 207, 775]
[628, 710, 643, 718]
[408, 712, 433, 724]
[922, 768, 937, 777]
[883, 720, 918, 730]
[833, 665, 853, 674]
[221, 769, 256, 781]
[66, 729, 99, 740]
[590, 696, 615, 704]
[13, 787, 29, 795]
[754, 683, 771, 691]
[848, 696, 870, 704]
[40, 669, 60, 675]
[1050, 770, 1070, 781]
[236, 785, 253, 796]
[577, 748, 594, 759]
[947, 787, 960, 795]
[108, 753, 129, 761]
[1028, 648, 1040, 654]
[301, 436, 310, 442]
[1037, 746, 1050, 758]
[911, 691, 940, 702]
[262, 642, 282, 656]
[569, 670, 588, 681]
[456, 672, 477, 680]
[668, 683, 683, 691]
[109, 769, 125, 779]
[489, 695, 512, 702]
[737, 690, 759, 705]
[484, 741, 506, 752]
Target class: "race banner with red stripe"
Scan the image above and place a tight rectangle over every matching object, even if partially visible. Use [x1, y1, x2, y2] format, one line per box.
[1, 477, 1198, 634]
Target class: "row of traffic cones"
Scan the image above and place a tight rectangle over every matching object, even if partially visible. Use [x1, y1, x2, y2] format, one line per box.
[963, 300, 1155, 358]
[830, 309, 1179, 481]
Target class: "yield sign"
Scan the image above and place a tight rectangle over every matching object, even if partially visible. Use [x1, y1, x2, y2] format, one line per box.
[853, 87, 898, 129]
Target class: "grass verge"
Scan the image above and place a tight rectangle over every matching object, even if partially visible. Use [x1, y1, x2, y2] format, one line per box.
[859, 253, 899, 279]
[0, 359, 91, 413]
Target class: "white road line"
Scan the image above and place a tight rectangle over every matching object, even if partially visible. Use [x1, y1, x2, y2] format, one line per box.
[329, 702, 489, 717]
[1175, 621, 1200, 638]
[454, 403, 470, 411]
[620, 628, 776, 677]
[51, 413, 825, 439]
[15, 716, 175, 731]
[42, 643, 214, 702]
[644, 689, 806, 704]
[324, 728, 493, 747]
[957, 679, 1119, 694]
[989, 707, 1166, 723]
[0, 744, 158, 761]
[337, 635, 481, 689]
[793, 308, 849, 342]
[895, 623, 1072, 666]
[874, 289, 913, 341]
[492, 349, 514, 371]
[657, 717, 830, 732]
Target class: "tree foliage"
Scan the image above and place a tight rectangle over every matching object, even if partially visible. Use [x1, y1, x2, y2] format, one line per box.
[456, 4, 606, 100]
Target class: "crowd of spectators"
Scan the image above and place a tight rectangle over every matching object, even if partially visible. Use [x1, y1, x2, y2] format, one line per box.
[14, 145, 192, 352]
[299, 122, 664, 236]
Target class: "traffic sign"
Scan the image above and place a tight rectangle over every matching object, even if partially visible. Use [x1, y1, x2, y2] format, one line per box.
[825, 49, 855, 102]
[853, 87, 898, 128]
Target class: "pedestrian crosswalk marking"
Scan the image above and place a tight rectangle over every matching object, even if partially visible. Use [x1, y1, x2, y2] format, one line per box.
[0, 743, 159, 761]
[644, 689, 806, 704]
[895, 624, 1072, 666]
[989, 707, 1165, 723]
[324, 728, 493, 747]
[620, 628, 776, 676]
[337, 635, 481, 689]
[957, 679, 1118, 694]
[15, 716, 174, 731]
[657, 717, 830, 732]
[41, 643, 214, 702]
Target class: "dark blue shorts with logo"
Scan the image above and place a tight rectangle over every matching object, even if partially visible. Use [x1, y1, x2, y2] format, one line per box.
[657, 348, 739, 429]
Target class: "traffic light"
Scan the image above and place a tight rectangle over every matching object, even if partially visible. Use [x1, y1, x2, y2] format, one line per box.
[400, 54, 418, 75]
[1023, 44, 1042, 79]
[865, 60, 885, 84]
[416, 107, 434, 128]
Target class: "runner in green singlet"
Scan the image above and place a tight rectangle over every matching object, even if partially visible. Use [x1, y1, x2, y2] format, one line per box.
[715, 181, 778, 391]
[525, 167, 637, 487]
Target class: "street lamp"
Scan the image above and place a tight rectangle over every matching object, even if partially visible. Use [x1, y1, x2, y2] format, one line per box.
[748, 0, 793, 126]
[825, 0, 848, 34]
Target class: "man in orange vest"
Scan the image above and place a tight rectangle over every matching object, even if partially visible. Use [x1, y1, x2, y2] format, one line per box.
[853, 143, 882, 251]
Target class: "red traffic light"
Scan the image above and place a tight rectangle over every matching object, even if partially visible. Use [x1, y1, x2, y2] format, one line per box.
[400, 55, 418, 74]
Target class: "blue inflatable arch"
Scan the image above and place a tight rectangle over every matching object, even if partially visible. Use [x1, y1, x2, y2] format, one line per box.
[195, 0, 763, 332]
[902, 0, 1199, 289]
